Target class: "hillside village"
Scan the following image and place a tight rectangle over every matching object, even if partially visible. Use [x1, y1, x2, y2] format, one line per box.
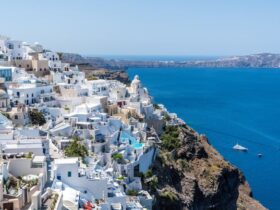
[0, 35, 184, 210]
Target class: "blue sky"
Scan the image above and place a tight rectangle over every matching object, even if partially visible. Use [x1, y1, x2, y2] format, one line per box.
[2, 0, 280, 56]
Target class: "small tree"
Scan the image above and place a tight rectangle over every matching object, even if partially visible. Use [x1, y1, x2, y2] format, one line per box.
[153, 104, 160, 110]
[112, 153, 123, 161]
[148, 176, 158, 191]
[163, 112, 171, 122]
[161, 126, 181, 151]
[29, 110, 46, 126]
[65, 140, 88, 158]
[126, 189, 138, 196]
[144, 169, 153, 178]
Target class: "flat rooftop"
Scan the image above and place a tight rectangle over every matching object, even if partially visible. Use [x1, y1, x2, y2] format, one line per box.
[54, 158, 79, 165]
[33, 156, 46, 163]
[5, 143, 43, 149]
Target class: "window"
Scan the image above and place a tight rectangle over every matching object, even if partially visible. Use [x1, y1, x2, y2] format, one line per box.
[8, 44, 14, 49]
[31, 162, 43, 168]
[57, 175, 61, 180]
[67, 171, 72, 177]
[14, 115, 18, 120]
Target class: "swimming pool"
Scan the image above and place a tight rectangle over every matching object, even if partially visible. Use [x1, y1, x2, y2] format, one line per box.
[120, 132, 144, 149]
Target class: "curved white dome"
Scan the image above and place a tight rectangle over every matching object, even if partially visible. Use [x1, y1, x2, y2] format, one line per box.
[132, 75, 140, 84]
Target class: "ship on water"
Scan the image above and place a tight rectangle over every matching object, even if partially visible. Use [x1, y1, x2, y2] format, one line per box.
[233, 143, 248, 151]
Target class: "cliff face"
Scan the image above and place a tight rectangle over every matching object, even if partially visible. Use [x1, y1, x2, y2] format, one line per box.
[145, 125, 266, 210]
[60, 53, 130, 84]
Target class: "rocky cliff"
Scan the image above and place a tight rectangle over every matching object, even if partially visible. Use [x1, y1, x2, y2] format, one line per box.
[144, 125, 266, 210]
[61, 53, 130, 84]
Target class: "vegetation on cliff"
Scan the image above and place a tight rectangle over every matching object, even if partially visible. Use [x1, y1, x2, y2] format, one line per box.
[144, 125, 266, 210]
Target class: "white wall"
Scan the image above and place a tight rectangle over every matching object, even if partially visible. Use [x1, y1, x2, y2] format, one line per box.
[55, 162, 108, 199]
[8, 158, 47, 185]
[139, 147, 155, 173]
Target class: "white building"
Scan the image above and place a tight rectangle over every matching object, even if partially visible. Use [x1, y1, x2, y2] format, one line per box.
[40, 51, 61, 71]
[53, 158, 108, 199]
[0, 113, 13, 140]
[8, 81, 53, 106]
[0, 36, 26, 61]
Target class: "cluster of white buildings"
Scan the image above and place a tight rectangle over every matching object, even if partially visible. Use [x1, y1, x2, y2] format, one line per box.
[0, 35, 183, 210]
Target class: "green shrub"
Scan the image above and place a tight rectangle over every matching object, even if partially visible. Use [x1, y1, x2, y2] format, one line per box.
[163, 112, 171, 121]
[161, 126, 181, 151]
[26, 152, 33, 159]
[64, 106, 70, 111]
[65, 140, 88, 158]
[144, 169, 153, 178]
[72, 136, 82, 141]
[159, 190, 178, 202]
[29, 110, 46, 125]
[153, 104, 160, 109]
[147, 175, 158, 191]
[126, 189, 138, 196]
[117, 176, 125, 181]
[177, 159, 188, 170]
[112, 153, 123, 161]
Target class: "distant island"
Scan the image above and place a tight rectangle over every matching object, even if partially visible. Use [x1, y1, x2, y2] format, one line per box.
[62, 53, 280, 70]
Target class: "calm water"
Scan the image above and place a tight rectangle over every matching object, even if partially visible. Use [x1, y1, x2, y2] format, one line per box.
[128, 67, 280, 210]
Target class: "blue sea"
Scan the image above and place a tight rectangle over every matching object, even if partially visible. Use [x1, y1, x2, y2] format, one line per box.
[128, 67, 280, 210]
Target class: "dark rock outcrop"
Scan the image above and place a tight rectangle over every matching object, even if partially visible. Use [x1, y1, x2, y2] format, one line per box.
[60, 53, 130, 84]
[146, 125, 266, 210]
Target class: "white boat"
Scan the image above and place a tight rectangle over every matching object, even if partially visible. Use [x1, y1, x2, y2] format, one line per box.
[233, 143, 248, 151]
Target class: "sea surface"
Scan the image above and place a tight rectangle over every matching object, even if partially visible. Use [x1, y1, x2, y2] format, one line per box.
[128, 67, 280, 210]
